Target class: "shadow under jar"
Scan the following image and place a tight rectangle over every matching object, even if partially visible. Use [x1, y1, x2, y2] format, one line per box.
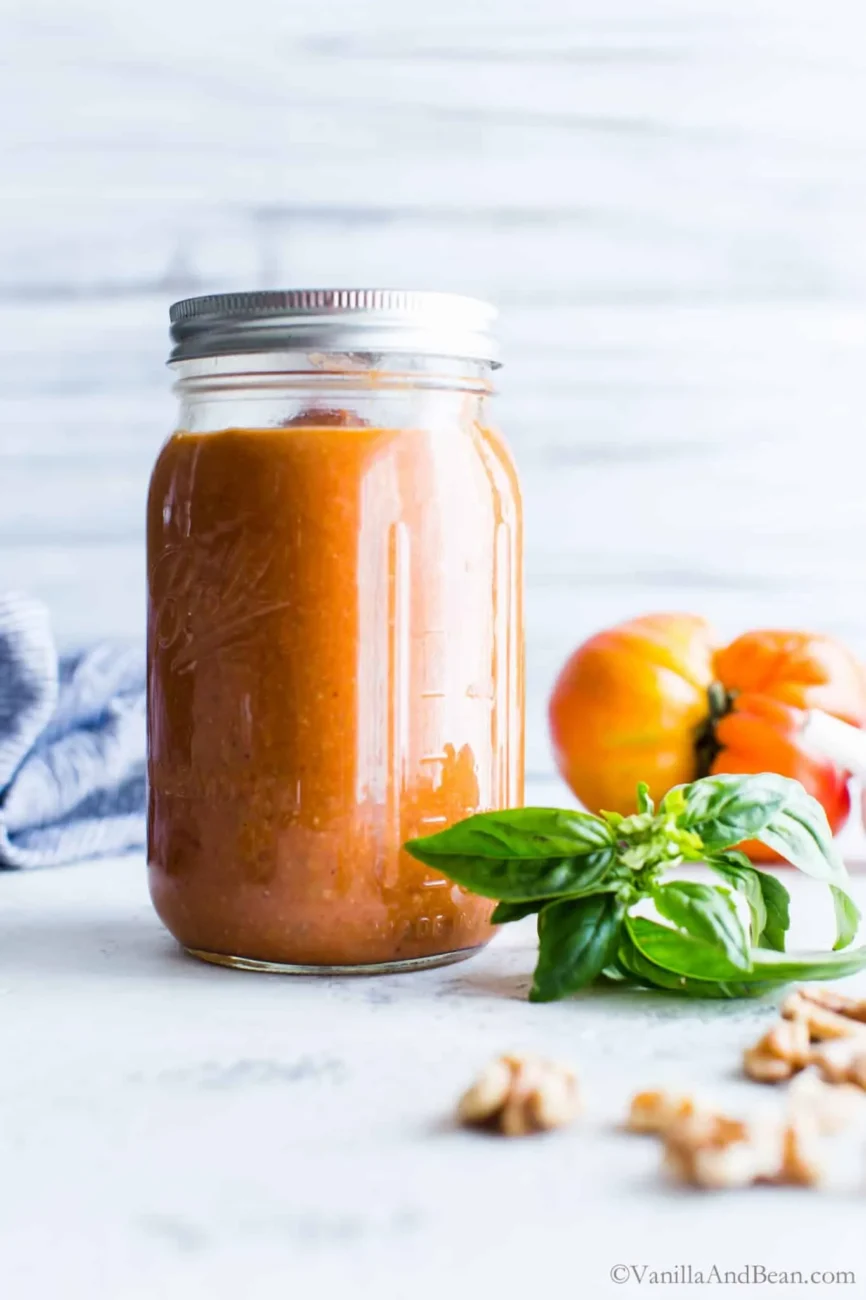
[147, 289, 524, 973]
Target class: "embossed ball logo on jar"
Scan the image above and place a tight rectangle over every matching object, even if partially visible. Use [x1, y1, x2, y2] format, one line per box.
[150, 529, 285, 673]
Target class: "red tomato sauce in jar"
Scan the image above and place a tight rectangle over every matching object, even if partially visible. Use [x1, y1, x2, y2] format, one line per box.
[147, 292, 522, 972]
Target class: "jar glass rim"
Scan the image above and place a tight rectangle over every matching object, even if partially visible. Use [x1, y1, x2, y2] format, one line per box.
[171, 351, 495, 397]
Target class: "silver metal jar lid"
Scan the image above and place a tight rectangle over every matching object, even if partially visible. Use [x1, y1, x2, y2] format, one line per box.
[168, 288, 500, 365]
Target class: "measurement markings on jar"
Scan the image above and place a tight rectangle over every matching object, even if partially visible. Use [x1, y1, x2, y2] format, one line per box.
[419, 753, 452, 765]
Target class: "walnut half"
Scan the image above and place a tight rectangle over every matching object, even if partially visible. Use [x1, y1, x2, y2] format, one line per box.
[457, 1054, 581, 1136]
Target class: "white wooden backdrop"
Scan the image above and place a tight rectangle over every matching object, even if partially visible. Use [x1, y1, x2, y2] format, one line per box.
[4, 0, 866, 792]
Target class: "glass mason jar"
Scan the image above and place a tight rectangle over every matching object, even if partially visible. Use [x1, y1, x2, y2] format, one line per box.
[147, 289, 524, 973]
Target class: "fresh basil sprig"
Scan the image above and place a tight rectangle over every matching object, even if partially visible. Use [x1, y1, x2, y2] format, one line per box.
[403, 772, 864, 1002]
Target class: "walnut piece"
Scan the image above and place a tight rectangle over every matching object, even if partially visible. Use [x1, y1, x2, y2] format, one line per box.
[788, 985, 866, 1025]
[772, 1116, 823, 1188]
[744, 988, 866, 1086]
[662, 1112, 780, 1189]
[626, 1089, 699, 1134]
[662, 1109, 824, 1190]
[782, 991, 866, 1042]
[457, 1054, 581, 1136]
[743, 1016, 811, 1083]
[809, 1039, 866, 1090]
[850, 1056, 866, 1090]
[788, 1070, 865, 1134]
[743, 1048, 797, 1084]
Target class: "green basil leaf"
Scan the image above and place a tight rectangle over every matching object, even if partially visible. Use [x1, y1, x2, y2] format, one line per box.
[653, 880, 751, 971]
[636, 782, 654, 815]
[530, 894, 624, 1002]
[755, 874, 791, 952]
[756, 795, 842, 877]
[669, 773, 790, 850]
[626, 915, 751, 981]
[492, 879, 622, 925]
[408, 807, 612, 860]
[616, 939, 784, 1000]
[660, 786, 688, 819]
[404, 809, 615, 901]
[629, 915, 866, 985]
[747, 942, 866, 983]
[750, 786, 858, 949]
[418, 846, 616, 903]
[706, 852, 767, 946]
[706, 850, 791, 952]
[674, 773, 857, 952]
[490, 899, 545, 924]
[830, 886, 860, 951]
[616, 939, 707, 993]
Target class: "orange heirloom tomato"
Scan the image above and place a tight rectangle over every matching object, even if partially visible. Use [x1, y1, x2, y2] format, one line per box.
[548, 614, 866, 852]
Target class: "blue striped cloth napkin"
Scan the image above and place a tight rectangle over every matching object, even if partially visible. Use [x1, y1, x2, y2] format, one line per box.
[0, 593, 146, 868]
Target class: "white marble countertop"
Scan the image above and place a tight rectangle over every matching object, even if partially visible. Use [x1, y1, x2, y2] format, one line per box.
[3, 854, 866, 1299]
